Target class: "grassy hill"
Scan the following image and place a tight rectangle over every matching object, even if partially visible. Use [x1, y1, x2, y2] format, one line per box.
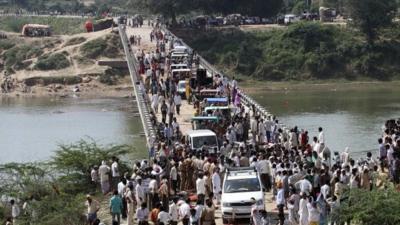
[0, 16, 86, 35]
[175, 22, 400, 81]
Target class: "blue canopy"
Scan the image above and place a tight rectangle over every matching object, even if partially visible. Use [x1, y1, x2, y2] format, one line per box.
[206, 97, 228, 103]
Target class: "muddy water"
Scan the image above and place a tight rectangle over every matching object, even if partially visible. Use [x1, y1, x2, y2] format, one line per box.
[0, 96, 147, 163]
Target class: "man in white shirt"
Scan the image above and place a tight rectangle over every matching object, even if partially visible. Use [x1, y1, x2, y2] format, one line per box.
[151, 94, 159, 113]
[276, 182, 286, 225]
[173, 93, 182, 115]
[296, 178, 312, 196]
[170, 163, 178, 194]
[212, 167, 222, 204]
[169, 198, 179, 225]
[135, 177, 145, 206]
[264, 118, 273, 143]
[250, 117, 258, 143]
[148, 175, 158, 210]
[196, 173, 206, 204]
[179, 199, 191, 225]
[98, 161, 110, 194]
[111, 157, 120, 191]
[320, 182, 330, 200]
[318, 127, 325, 145]
[136, 202, 149, 224]
[158, 206, 171, 225]
[10, 199, 20, 225]
[257, 155, 271, 192]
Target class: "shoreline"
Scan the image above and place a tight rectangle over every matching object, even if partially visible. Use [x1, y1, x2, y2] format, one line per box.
[240, 79, 400, 93]
[0, 81, 134, 99]
[2, 79, 398, 98]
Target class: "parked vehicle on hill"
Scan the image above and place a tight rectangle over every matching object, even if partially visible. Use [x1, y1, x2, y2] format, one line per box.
[284, 14, 300, 25]
[21, 24, 51, 37]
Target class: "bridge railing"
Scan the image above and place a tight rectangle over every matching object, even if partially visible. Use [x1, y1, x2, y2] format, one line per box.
[118, 25, 157, 155]
[163, 27, 291, 134]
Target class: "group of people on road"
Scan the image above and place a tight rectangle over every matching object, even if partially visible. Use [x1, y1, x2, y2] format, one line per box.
[82, 25, 400, 225]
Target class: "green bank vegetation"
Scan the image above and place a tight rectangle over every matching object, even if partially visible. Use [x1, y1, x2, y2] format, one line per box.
[34, 52, 70, 70]
[337, 186, 400, 225]
[0, 140, 133, 225]
[80, 33, 123, 59]
[0, 16, 86, 35]
[178, 22, 400, 81]
[1, 41, 43, 73]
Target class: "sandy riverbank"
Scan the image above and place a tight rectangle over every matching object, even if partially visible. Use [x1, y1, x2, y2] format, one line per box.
[1, 78, 134, 98]
[240, 80, 400, 93]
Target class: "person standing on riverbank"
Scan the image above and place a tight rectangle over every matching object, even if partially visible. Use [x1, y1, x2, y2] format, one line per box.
[85, 195, 100, 225]
[99, 161, 111, 195]
[110, 190, 123, 225]
[111, 157, 121, 192]
[136, 202, 149, 225]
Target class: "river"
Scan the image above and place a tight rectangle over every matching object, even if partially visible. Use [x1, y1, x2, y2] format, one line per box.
[0, 96, 147, 163]
[252, 88, 400, 157]
[1, 88, 399, 163]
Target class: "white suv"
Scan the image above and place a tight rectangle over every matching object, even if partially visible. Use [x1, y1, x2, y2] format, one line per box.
[221, 167, 264, 224]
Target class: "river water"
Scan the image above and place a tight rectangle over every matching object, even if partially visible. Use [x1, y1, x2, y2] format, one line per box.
[0, 96, 147, 163]
[1, 88, 399, 163]
[252, 88, 400, 157]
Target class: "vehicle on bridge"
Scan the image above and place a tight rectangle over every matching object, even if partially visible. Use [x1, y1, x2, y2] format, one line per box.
[170, 63, 189, 71]
[191, 116, 220, 130]
[194, 89, 221, 101]
[221, 167, 264, 224]
[172, 68, 191, 81]
[186, 129, 219, 154]
[203, 106, 232, 118]
[204, 98, 228, 107]
[171, 52, 189, 64]
[177, 79, 189, 99]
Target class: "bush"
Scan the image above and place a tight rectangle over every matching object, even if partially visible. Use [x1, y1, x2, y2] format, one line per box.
[24, 76, 82, 86]
[176, 22, 400, 81]
[3, 44, 43, 72]
[35, 52, 70, 70]
[0, 39, 15, 52]
[80, 34, 123, 59]
[0, 140, 133, 225]
[80, 38, 108, 59]
[51, 139, 132, 194]
[64, 37, 87, 47]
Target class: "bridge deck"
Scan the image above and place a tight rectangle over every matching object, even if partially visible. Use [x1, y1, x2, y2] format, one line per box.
[123, 25, 283, 225]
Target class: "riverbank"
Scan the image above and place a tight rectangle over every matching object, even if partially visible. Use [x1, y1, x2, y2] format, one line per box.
[175, 22, 400, 81]
[0, 78, 134, 98]
[240, 79, 400, 93]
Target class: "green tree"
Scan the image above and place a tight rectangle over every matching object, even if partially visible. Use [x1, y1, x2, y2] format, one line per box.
[337, 186, 400, 225]
[346, 0, 397, 45]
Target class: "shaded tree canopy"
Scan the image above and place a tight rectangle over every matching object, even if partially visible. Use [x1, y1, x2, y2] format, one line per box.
[135, 0, 284, 21]
[346, 0, 397, 45]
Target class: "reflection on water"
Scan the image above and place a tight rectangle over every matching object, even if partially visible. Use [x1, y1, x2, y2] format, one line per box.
[252, 88, 400, 156]
[0, 97, 146, 163]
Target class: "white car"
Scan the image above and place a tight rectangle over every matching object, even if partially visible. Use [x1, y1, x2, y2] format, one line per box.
[221, 167, 264, 224]
[186, 129, 219, 153]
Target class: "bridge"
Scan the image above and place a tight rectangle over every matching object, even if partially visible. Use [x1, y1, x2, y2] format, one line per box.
[117, 24, 294, 223]
[118, 24, 294, 150]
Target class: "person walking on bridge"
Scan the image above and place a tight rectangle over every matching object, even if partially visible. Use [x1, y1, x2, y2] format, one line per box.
[174, 92, 182, 115]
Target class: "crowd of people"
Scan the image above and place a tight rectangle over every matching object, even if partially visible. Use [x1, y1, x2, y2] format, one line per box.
[4, 23, 397, 225]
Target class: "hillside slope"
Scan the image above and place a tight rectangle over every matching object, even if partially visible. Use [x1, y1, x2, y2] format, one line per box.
[175, 22, 400, 81]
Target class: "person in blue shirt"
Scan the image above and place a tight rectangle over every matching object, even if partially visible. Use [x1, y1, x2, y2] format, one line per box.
[110, 190, 123, 225]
